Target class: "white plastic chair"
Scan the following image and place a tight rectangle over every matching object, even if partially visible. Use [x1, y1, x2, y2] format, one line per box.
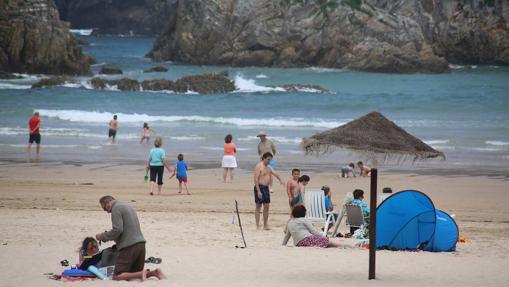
[304, 190, 337, 236]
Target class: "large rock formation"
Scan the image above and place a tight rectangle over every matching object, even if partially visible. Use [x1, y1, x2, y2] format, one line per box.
[54, 0, 178, 35]
[0, 0, 92, 75]
[148, 0, 509, 73]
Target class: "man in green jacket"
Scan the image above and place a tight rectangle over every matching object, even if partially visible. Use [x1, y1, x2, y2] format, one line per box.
[96, 195, 166, 281]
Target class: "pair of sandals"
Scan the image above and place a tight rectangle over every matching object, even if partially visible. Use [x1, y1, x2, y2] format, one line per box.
[145, 256, 162, 264]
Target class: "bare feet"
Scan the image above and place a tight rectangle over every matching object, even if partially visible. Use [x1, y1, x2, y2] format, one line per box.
[154, 268, 167, 280]
[263, 226, 271, 231]
[150, 192, 153, 196]
[186, 192, 191, 195]
[256, 225, 262, 230]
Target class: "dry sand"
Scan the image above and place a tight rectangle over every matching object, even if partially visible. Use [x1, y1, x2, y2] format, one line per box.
[0, 161, 508, 287]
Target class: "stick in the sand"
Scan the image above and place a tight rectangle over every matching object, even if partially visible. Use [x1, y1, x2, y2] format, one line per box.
[235, 200, 247, 248]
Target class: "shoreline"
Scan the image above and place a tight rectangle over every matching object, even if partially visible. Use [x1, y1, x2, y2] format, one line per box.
[1, 158, 508, 179]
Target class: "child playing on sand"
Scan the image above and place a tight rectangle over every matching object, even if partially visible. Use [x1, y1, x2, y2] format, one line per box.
[357, 161, 371, 177]
[289, 175, 310, 208]
[340, 163, 356, 178]
[140, 122, 154, 144]
[286, 169, 300, 209]
[169, 154, 190, 195]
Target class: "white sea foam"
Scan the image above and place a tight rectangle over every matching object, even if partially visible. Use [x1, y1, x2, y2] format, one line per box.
[424, 140, 449, 145]
[238, 136, 301, 144]
[233, 75, 285, 93]
[486, 141, 509, 146]
[470, 147, 501, 152]
[448, 64, 465, 70]
[70, 29, 93, 36]
[255, 74, 269, 79]
[0, 83, 31, 90]
[170, 136, 206, 141]
[306, 67, 346, 73]
[36, 109, 345, 128]
[0, 127, 138, 139]
[200, 146, 250, 151]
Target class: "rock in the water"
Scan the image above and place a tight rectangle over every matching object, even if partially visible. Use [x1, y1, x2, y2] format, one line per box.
[0, 0, 92, 75]
[31, 76, 74, 89]
[54, 0, 179, 36]
[0, 71, 22, 79]
[141, 79, 175, 91]
[91, 77, 140, 91]
[99, 66, 123, 75]
[174, 72, 235, 93]
[143, 66, 169, 73]
[75, 37, 90, 46]
[148, 0, 509, 73]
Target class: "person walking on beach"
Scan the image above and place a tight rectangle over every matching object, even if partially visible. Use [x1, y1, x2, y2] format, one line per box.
[146, 136, 172, 196]
[27, 111, 41, 158]
[140, 122, 154, 144]
[96, 196, 166, 281]
[222, 134, 237, 183]
[108, 115, 118, 144]
[169, 153, 190, 195]
[257, 131, 277, 192]
[254, 152, 283, 230]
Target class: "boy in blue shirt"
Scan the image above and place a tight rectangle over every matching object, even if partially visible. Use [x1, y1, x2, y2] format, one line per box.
[169, 154, 190, 195]
[352, 189, 370, 223]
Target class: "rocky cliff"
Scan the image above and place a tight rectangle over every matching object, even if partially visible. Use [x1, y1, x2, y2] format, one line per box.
[0, 0, 92, 75]
[148, 0, 509, 73]
[54, 0, 178, 35]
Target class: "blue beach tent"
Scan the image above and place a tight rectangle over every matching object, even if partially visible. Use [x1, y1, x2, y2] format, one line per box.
[376, 190, 437, 250]
[424, 210, 459, 252]
[376, 190, 458, 252]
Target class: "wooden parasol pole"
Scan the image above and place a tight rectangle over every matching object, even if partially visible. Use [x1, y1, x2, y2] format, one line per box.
[369, 168, 377, 280]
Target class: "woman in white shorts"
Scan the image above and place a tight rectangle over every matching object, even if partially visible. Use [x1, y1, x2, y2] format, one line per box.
[222, 134, 237, 182]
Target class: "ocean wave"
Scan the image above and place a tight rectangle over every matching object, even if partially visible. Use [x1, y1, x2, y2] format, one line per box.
[424, 140, 449, 145]
[200, 146, 250, 151]
[0, 143, 102, 149]
[233, 75, 285, 93]
[70, 29, 93, 36]
[238, 136, 302, 144]
[170, 136, 206, 141]
[36, 109, 345, 128]
[0, 83, 32, 90]
[306, 67, 346, 73]
[255, 74, 269, 79]
[486, 141, 509, 146]
[0, 127, 138, 139]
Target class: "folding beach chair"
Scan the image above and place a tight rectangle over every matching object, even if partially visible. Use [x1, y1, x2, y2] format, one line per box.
[345, 204, 369, 234]
[304, 190, 337, 236]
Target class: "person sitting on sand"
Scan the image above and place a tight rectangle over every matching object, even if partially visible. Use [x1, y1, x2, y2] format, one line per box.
[286, 169, 300, 209]
[78, 237, 103, 270]
[340, 163, 356, 178]
[289, 175, 310, 209]
[283, 205, 346, 248]
[357, 161, 371, 177]
[169, 153, 190, 195]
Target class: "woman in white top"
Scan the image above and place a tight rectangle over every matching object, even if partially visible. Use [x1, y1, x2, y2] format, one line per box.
[282, 205, 345, 248]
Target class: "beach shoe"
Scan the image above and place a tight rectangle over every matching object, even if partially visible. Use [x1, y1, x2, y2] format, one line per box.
[145, 257, 162, 264]
[60, 259, 69, 267]
[335, 232, 344, 238]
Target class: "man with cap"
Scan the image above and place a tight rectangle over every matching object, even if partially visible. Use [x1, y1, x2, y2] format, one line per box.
[257, 131, 277, 192]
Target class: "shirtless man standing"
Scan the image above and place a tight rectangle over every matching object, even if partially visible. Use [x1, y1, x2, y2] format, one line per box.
[254, 152, 283, 230]
[286, 169, 300, 209]
[108, 115, 118, 144]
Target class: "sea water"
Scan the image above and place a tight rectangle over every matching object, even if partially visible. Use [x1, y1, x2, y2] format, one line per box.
[0, 36, 508, 175]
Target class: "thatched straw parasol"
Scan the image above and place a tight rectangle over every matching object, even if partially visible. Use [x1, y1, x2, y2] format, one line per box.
[301, 111, 445, 161]
[301, 111, 444, 280]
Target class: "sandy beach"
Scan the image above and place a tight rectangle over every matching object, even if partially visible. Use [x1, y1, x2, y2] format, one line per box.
[0, 161, 508, 287]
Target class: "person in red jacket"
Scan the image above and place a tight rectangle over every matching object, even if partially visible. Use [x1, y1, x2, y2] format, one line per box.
[27, 112, 41, 157]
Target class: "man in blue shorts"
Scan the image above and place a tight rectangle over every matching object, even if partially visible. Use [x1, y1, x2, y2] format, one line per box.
[254, 152, 283, 230]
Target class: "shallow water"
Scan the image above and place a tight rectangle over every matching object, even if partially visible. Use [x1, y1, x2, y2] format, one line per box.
[0, 36, 508, 175]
